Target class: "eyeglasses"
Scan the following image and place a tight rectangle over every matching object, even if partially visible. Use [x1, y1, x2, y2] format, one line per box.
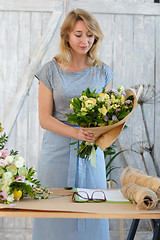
[72, 190, 107, 203]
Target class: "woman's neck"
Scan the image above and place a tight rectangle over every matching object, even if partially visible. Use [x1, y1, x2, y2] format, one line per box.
[56, 53, 92, 72]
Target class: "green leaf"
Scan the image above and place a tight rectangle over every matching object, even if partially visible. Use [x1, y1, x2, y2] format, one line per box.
[70, 141, 78, 145]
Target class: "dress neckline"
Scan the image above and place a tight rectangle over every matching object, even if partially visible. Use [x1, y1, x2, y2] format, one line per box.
[52, 58, 91, 74]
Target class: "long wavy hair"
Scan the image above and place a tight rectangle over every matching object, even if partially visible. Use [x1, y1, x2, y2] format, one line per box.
[55, 8, 104, 67]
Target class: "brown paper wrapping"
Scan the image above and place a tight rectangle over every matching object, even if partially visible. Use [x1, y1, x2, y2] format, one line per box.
[84, 90, 137, 151]
[120, 166, 160, 199]
[121, 183, 158, 210]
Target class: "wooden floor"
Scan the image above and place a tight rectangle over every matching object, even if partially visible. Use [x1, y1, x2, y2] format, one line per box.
[0, 229, 153, 240]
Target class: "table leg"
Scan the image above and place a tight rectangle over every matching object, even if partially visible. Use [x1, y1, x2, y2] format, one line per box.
[127, 219, 140, 240]
[152, 220, 160, 240]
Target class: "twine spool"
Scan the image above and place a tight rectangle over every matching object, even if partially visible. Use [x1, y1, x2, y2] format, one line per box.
[121, 183, 158, 210]
[120, 166, 160, 198]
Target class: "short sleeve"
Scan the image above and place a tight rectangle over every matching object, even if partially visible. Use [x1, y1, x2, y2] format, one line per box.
[35, 62, 53, 91]
[103, 65, 114, 86]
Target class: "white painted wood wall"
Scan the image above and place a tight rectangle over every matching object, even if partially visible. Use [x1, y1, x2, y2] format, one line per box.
[0, 0, 160, 233]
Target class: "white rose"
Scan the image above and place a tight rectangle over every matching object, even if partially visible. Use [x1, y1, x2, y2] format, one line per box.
[1, 185, 10, 193]
[5, 155, 14, 164]
[3, 171, 12, 179]
[3, 178, 13, 186]
[15, 160, 24, 168]
[15, 156, 25, 165]
[7, 194, 14, 203]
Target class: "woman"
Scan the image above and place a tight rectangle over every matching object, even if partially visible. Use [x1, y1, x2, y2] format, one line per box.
[32, 8, 113, 240]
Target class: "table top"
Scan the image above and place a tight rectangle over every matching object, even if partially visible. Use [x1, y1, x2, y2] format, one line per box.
[0, 188, 160, 219]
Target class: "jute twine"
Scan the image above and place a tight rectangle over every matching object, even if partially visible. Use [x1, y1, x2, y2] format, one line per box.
[120, 166, 160, 198]
[121, 183, 158, 210]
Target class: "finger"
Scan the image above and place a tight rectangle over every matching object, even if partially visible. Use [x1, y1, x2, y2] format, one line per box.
[83, 129, 94, 137]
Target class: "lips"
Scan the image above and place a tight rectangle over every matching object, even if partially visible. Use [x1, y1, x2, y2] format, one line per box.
[80, 46, 88, 50]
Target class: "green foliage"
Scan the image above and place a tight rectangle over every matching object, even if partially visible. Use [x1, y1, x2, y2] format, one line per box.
[66, 87, 134, 128]
[104, 143, 127, 184]
[25, 167, 41, 188]
[76, 142, 97, 160]
[0, 132, 8, 150]
[10, 150, 18, 156]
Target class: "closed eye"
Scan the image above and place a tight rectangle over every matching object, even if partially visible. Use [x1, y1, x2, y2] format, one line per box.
[87, 34, 94, 38]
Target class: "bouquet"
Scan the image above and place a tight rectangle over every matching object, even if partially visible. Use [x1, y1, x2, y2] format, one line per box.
[66, 87, 137, 166]
[0, 123, 50, 204]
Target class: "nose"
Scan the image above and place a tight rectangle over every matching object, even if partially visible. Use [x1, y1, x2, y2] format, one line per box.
[81, 35, 88, 45]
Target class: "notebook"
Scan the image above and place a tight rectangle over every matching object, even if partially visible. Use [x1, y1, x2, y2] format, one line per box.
[73, 188, 132, 203]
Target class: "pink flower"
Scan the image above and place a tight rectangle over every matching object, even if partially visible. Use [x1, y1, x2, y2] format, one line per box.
[0, 192, 8, 200]
[0, 159, 8, 167]
[15, 175, 25, 182]
[0, 149, 10, 158]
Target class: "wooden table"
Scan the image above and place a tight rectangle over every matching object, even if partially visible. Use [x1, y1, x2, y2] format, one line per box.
[0, 188, 160, 239]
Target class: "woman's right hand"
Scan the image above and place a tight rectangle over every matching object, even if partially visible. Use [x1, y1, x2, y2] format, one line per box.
[77, 128, 96, 143]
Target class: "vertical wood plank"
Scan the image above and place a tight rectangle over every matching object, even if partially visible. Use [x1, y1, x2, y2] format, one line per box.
[142, 15, 157, 176]
[16, 11, 31, 160]
[112, 14, 123, 84]
[154, 16, 160, 175]
[0, 11, 6, 123]
[96, 13, 114, 69]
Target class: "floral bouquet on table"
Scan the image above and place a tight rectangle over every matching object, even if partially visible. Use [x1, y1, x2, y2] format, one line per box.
[66, 86, 137, 167]
[0, 123, 50, 204]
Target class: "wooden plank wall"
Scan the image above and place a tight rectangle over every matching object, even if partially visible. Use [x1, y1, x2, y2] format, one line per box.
[0, 0, 160, 233]
[0, 0, 64, 231]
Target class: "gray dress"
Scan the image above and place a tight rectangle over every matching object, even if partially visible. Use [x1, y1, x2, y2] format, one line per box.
[32, 58, 113, 240]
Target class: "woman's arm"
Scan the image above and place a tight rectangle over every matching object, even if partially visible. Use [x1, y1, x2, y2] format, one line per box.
[38, 81, 95, 142]
[105, 80, 112, 91]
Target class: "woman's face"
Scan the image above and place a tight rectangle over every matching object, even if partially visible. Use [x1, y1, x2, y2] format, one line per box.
[68, 20, 95, 56]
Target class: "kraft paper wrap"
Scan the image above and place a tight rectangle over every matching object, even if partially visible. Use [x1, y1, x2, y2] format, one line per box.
[84, 90, 137, 151]
[120, 166, 160, 199]
[121, 183, 158, 210]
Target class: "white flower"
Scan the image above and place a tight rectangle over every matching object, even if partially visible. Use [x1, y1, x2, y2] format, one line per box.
[5, 155, 14, 164]
[119, 86, 125, 92]
[15, 156, 25, 165]
[7, 194, 14, 203]
[3, 171, 12, 179]
[1, 185, 10, 193]
[79, 96, 88, 101]
[15, 160, 24, 168]
[15, 157, 25, 168]
[15, 175, 25, 182]
[2, 178, 13, 187]
[0, 159, 8, 167]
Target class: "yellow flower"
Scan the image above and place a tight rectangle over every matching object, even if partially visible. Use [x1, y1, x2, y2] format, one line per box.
[70, 103, 74, 110]
[84, 98, 96, 110]
[119, 86, 125, 92]
[13, 189, 22, 201]
[111, 104, 120, 110]
[99, 93, 105, 96]
[98, 93, 110, 102]
[121, 95, 125, 104]
[98, 105, 108, 116]
[79, 96, 88, 101]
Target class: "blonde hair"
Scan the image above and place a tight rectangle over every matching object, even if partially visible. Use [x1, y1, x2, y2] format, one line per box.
[55, 8, 104, 67]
